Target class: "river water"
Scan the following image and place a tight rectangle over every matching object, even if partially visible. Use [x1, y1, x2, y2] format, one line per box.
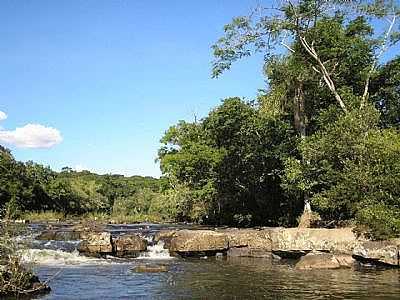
[17, 223, 400, 299]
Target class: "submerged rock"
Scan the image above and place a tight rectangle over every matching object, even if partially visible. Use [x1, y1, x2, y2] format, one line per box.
[295, 252, 354, 270]
[353, 240, 400, 267]
[133, 264, 168, 273]
[114, 234, 147, 258]
[78, 232, 113, 256]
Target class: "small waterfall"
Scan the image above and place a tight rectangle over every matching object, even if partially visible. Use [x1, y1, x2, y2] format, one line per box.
[138, 240, 172, 260]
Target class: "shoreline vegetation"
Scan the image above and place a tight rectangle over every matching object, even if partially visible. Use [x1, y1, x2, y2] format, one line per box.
[1, 0, 400, 296]
[0, 222, 51, 298]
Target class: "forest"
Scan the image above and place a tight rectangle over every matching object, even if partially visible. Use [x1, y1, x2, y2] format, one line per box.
[1, 0, 400, 240]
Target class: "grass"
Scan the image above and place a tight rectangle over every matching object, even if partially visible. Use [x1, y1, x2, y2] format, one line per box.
[21, 211, 66, 222]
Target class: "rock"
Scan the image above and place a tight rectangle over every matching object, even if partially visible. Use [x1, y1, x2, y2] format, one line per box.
[334, 254, 355, 268]
[37, 230, 81, 241]
[227, 247, 271, 258]
[270, 228, 359, 256]
[154, 230, 176, 242]
[78, 232, 113, 256]
[114, 234, 147, 257]
[353, 240, 400, 267]
[36, 230, 57, 240]
[295, 252, 341, 270]
[220, 228, 272, 250]
[133, 264, 168, 273]
[168, 230, 228, 256]
[154, 230, 176, 249]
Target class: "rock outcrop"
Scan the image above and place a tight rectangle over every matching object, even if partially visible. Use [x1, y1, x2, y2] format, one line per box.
[114, 234, 147, 258]
[78, 232, 113, 257]
[353, 240, 400, 266]
[168, 230, 228, 256]
[37, 230, 81, 241]
[270, 228, 358, 255]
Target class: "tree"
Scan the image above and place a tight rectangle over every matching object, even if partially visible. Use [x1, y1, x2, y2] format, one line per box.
[159, 98, 299, 226]
[212, 0, 400, 215]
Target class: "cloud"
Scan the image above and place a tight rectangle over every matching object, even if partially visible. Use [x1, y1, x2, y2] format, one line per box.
[0, 123, 63, 148]
[0, 111, 7, 121]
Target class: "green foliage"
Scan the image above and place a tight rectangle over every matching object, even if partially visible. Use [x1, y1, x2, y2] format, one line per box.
[159, 98, 300, 226]
[283, 105, 400, 237]
[370, 56, 400, 128]
[0, 145, 163, 220]
[355, 203, 400, 240]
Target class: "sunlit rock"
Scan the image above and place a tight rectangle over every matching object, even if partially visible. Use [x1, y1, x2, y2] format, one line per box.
[168, 230, 228, 256]
[114, 234, 147, 258]
[78, 232, 113, 257]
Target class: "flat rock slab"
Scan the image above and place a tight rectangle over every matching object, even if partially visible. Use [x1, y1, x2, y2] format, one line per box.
[219, 228, 272, 250]
[169, 230, 228, 253]
[270, 228, 359, 255]
[37, 230, 81, 241]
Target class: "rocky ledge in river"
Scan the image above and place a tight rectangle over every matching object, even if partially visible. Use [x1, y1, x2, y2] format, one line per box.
[78, 232, 147, 258]
[155, 227, 400, 268]
[73, 227, 400, 268]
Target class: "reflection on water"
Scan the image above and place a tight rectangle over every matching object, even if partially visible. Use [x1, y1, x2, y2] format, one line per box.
[32, 257, 400, 300]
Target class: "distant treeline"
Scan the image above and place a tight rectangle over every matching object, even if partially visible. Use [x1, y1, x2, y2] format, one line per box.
[0, 149, 172, 220]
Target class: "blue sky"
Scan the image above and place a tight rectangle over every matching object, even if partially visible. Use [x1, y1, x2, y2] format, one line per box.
[0, 1, 398, 178]
[0, 0, 265, 177]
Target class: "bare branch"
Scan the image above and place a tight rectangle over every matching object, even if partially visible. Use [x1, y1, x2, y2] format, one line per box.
[361, 13, 397, 107]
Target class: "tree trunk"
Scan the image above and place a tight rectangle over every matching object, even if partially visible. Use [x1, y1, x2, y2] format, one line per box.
[293, 81, 306, 139]
[293, 81, 312, 215]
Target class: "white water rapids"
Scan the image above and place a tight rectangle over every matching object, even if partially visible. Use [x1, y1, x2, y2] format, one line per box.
[20, 238, 172, 266]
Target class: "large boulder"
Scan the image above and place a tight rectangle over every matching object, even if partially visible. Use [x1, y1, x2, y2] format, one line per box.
[353, 240, 400, 267]
[114, 234, 147, 257]
[270, 228, 359, 256]
[78, 232, 113, 257]
[168, 230, 228, 256]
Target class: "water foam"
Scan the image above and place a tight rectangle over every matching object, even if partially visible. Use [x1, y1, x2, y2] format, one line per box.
[20, 249, 110, 266]
[137, 241, 173, 260]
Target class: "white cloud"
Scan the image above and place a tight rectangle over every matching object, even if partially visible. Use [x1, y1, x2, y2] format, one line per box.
[0, 123, 63, 148]
[0, 111, 7, 121]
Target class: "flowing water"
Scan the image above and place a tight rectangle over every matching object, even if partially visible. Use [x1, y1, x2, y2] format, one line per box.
[14, 223, 400, 299]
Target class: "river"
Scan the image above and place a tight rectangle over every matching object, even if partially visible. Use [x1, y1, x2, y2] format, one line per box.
[17, 223, 400, 299]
